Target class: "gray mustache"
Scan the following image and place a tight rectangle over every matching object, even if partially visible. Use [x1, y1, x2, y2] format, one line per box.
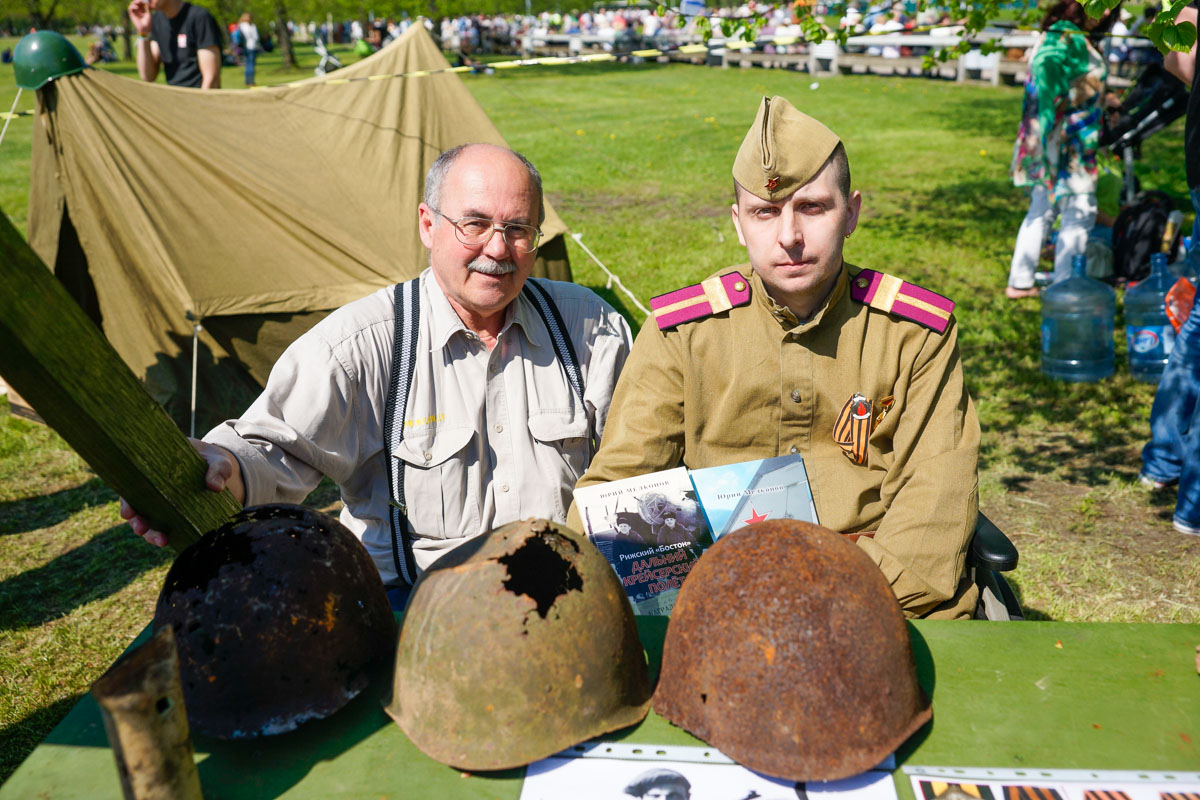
[468, 257, 518, 276]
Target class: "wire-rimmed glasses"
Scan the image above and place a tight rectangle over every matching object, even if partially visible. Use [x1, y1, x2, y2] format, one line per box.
[431, 208, 542, 254]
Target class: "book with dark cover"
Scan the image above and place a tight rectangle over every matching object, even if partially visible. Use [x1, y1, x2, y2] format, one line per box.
[573, 467, 714, 616]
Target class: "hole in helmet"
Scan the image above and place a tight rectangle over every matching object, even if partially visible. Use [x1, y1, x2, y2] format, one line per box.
[700, 693, 707, 704]
[498, 532, 583, 618]
[155, 696, 172, 714]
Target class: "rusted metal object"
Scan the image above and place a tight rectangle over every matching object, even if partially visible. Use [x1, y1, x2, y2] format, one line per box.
[652, 520, 931, 781]
[386, 518, 652, 771]
[91, 625, 203, 800]
[154, 504, 395, 739]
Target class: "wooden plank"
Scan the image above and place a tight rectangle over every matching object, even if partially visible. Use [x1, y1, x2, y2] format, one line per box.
[1, 379, 44, 424]
[0, 208, 241, 551]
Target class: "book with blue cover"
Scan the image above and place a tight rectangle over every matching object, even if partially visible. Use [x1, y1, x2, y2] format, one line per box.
[688, 454, 819, 540]
[572, 454, 818, 614]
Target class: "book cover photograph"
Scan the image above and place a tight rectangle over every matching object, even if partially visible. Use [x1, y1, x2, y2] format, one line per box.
[573, 467, 715, 616]
[689, 454, 819, 540]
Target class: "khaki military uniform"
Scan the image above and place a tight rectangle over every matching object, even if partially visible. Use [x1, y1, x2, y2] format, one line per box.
[572, 264, 980, 619]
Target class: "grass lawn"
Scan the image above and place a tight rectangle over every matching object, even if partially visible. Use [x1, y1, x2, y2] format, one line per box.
[1, 37, 1198, 784]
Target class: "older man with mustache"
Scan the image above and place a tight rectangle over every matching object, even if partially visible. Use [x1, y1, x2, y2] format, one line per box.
[122, 143, 632, 605]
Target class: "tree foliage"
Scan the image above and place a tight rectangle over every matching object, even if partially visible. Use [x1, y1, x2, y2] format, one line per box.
[672, 0, 1198, 60]
[4, 0, 1197, 61]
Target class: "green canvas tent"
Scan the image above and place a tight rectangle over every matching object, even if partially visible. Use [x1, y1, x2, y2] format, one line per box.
[26, 24, 571, 430]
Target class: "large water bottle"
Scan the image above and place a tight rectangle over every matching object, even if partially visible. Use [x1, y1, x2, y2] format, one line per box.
[1125, 252, 1177, 382]
[1041, 253, 1115, 382]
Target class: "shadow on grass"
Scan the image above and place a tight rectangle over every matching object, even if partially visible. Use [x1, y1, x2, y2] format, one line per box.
[872, 178, 1155, 489]
[491, 58, 671, 80]
[0, 524, 170, 633]
[0, 695, 81, 784]
[1001, 573, 1052, 621]
[0, 478, 115, 536]
[869, 177, 1025, 284]
[965, 296, 1152, 487]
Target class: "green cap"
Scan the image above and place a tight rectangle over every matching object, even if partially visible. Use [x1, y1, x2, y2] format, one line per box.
[733, 96, 841, 202]
[13, 30, 87, 91]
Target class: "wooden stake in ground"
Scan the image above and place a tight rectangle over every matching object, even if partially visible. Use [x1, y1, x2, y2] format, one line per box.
[0, 208, 240, 551]
[91, 626, 204, 800]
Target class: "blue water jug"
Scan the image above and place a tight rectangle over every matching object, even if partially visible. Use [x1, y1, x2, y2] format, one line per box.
[1125, 253, 1176, 382]
[1041, 253, 1115, 382]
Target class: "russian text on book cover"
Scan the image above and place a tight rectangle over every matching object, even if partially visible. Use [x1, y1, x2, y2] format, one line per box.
[689, 454, 819, 539]
[573, 467, 714, 616]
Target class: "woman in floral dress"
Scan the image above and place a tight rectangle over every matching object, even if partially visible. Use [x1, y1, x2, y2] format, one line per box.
[1006, 0, 1118, 298]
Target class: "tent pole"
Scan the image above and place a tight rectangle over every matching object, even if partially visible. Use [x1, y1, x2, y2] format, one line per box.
[189, 318, 202, 439]
[0, 88, 23, 150]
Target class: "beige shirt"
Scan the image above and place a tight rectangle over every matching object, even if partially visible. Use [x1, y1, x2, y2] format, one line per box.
[207, 268, 632, 585]
[571, 264, 980, 619]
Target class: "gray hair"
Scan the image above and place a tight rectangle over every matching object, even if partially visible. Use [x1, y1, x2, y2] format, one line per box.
[423, 143, 546, 225]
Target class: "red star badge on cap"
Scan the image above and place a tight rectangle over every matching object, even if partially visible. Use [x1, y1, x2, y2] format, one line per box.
[743, 506, 769, 525]
[765, 176, 779, 191]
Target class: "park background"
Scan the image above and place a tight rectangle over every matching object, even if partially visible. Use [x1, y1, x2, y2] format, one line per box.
[0, 22, 1198, 783]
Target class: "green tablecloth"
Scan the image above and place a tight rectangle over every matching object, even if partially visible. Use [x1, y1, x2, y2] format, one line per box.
[4, 620, 1198, 798]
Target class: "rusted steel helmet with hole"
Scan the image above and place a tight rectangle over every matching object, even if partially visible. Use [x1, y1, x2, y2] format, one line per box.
[385, 518, 652, 770]
[652, 520, 931, 781]
[154, 504, 395, 739]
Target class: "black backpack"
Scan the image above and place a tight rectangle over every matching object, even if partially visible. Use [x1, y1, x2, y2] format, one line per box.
[1111, 190, 1181, 283]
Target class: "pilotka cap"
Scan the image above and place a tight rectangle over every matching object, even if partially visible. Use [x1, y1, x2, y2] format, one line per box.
[733, 96, 842, 202]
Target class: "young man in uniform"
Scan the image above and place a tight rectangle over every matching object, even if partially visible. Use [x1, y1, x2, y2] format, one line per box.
[128, 0, 223, 88]
[571, 97, 981, 618]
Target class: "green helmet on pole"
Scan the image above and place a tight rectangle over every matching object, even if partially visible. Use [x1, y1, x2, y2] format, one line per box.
[13, 30, 87, 91]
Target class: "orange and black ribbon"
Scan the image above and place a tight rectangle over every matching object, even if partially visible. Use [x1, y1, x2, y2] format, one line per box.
[1084, 792, 1131, 800]
[1004, 787, 1063, 800]
[834, 393, 873, 465]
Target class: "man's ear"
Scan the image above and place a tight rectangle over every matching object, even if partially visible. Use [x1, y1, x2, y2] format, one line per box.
[417, 203, 436, 250]
[845, 190, 863, 237]
[730, 201, 748, 247]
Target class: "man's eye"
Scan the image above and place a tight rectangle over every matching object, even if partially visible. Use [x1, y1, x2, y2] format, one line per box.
[460, 220, 492, 236]
[753, 207, 778, 218]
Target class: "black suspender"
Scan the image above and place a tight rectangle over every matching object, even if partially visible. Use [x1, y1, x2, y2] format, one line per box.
[521, 279, 593, 454]
[384, 277, 592, 585]
[382, 279, 421, 586]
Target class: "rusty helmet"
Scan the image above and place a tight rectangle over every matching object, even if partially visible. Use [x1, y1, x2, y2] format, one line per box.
[385, 518, 652, 770]
[652, 520, 931, 781]
[154, 504, 395, 739]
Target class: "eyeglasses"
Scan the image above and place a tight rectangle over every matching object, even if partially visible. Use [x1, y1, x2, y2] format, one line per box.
[431, 208, 542, 254]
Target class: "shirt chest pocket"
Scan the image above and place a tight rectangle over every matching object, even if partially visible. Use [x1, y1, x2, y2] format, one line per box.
[527, 408, 591, 517]
[392, 425, 478, 540]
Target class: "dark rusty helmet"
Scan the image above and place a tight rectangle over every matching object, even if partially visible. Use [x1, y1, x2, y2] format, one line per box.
[385, 518, 652, 770]
[652, 520, 931, 781]
[154, 504, 395, 739]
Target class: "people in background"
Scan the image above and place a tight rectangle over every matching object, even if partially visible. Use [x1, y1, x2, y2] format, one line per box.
[238, 12, 260, 86]
[1140, 1, 1200, 537]
[1005, 0, 1118, 298]
[128, 0, 222, 89]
